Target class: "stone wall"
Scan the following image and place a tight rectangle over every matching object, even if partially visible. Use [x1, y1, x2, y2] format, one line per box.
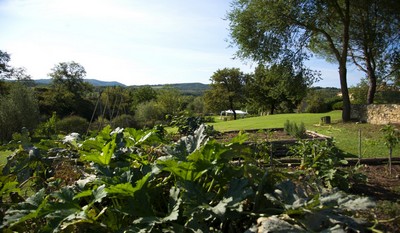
[351, 104, 400, 124]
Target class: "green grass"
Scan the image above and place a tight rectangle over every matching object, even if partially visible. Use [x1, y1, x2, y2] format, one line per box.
[210, 110, 400, 158]
[211, 111, 342, 131]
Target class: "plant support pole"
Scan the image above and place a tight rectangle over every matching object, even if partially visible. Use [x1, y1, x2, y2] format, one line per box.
[358, 129, 362, 164]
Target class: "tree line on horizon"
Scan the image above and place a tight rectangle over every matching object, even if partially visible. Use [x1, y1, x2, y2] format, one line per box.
[0, 0, 399, 141]
[0, 49, 398, 142]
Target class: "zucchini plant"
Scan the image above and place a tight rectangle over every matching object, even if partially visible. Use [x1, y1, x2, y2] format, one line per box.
[0, 124, 376, 232]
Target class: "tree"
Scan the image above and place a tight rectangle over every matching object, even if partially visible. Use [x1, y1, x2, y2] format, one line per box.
[99, 86, 133, 121]
[0, 83, 40, 141]
[348, 0, 400, 104]
[47, 61, 94, 119]
[248, 62, 310, 115]
[0, 50, 11, 79]
[49, 61, 90, 96]
[228, 0, 353, 121]
[156, 86, 185, 117]
[205, 68, 247, 120]
[130, 86, 158, 111]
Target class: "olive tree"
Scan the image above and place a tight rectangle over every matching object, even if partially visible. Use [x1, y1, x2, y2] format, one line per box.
[228, 0, 353, 121]
[0, 83, 40, 141]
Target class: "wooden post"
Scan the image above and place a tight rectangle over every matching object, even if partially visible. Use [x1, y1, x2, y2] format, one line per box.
[320, 116, 331, 125]
[358, 129, 362, 164]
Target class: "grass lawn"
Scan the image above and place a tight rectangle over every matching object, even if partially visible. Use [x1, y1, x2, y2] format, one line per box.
[210, 110, 400, 158]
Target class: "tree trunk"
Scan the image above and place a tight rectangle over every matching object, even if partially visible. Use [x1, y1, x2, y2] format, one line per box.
[269, 103, 275, 115]
[367, 67, 377, 104]
[389, 147, 392, 175]
[339, 0, 351, 122]
[339, 64, 351, 122]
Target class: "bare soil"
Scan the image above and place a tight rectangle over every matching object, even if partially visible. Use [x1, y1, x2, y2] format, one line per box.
[350, 164, 400, 232]
[215, 129, 317, 143]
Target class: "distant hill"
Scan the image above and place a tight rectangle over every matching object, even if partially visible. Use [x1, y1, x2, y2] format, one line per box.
[32, 79, 209, 95]
[34, 79, 126, 87]
[130, 82, 210, 96]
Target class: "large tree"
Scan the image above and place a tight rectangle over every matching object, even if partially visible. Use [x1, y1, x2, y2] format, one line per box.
[49, 61, 90, 96]
[205, 68, 247, 120]
[228, 0, 353, 121]
[47, 61, 94, 118]
[347, 0, 399, 104]
[248, 62, 310, 115]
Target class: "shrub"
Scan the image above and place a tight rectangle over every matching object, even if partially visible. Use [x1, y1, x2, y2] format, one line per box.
[33, 112, 58, 138]
[0, 83, 40, 141]
[284, 120, 306, 139]
[56, 115, 89, 135]
[332, 101, 343, 110]
[111, 114, 137, 129]
[289, 140, 364, 191]
[134, 101, 164, 128]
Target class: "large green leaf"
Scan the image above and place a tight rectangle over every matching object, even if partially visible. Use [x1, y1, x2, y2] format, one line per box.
[2, 189, 48, 228]
[159, 159, 206, 181]
[106, 173, 150, 197]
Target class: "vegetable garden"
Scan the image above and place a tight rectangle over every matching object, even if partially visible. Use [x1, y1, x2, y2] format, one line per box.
[1, 122, 395, 232]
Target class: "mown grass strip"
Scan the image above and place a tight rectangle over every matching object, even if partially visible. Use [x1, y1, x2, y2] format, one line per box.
[211, 111, 399, 158]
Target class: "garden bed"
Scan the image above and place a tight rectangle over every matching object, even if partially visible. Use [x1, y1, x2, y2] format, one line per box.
[215, 128, 331, 157]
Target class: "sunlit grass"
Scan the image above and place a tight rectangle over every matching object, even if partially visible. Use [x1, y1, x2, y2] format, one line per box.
[210, 110, 399, 158]
[210, 111, 342, 131]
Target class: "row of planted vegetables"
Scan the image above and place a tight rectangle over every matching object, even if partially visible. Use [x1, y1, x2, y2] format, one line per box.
[0, 124, 377, 232]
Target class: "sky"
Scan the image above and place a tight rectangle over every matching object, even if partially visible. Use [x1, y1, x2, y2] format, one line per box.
[0, 0, 363, 87]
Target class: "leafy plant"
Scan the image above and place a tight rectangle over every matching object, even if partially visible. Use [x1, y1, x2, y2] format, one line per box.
[381, 124, 400, 174]
[0, 125, 377, 232]
[56, 115, 89, 135]
[289, 139, 363, 191]
[284, 120, 306, 139]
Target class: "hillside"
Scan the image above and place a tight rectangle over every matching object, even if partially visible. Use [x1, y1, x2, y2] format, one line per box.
[34, 79, 126, 87]
[130, 82, 210, 96]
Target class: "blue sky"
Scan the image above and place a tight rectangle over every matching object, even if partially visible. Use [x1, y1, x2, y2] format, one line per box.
[0, 0, 363, 87]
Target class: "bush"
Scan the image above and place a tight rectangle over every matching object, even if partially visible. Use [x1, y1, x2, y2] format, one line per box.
[34, 112, 58, 138]
[0, 83, 40, 141]
[284, 120, 306, 139]
[111, 114, 137, 129]
[305, 98, 329, 113]
[56, 116, 89, 135]
[134, 101, 164, 128]
[332, 101, 343, 110]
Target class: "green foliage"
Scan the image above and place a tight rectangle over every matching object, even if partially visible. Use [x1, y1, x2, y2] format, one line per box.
[301, 88, 342, 113]
[0, 124, 376, 232]
[56, 116, 89, 135]
[248, 63, 312, 115]
[381, 124, 400, 173]
[111, 114, 137, 129]
[284, 120, 306, 139]
[204, 68, 247, 118]
[171, 115, 207, 136]
[289, 140, 362, 191]
[332, 101, 343, 110]
[47, 61, 94, 119]
[34, 112, 58, 138]
[351, 80, 400, 104]
[134, 100, 163, 128]
[381, 124, 400, 150]
[0, 83, 40, 141]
